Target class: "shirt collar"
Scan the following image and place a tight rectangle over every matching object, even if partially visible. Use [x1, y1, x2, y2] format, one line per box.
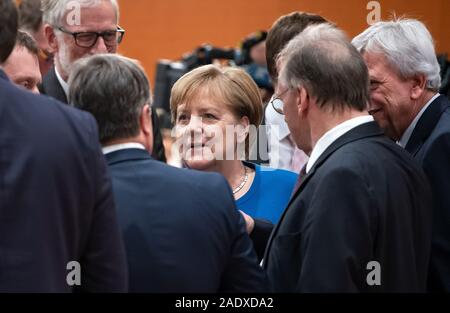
[54, 66, 70, 100]
[306, 115, 374, 173]
[398, 93, 440, 148]
[102, 142, 146, 155]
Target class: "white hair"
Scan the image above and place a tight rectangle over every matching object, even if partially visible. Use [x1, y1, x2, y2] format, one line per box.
[42, 0, 119, 26]
[352, 19, 441, 91]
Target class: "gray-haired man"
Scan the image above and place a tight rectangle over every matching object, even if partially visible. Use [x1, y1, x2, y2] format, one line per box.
[353, 18, 450, 292]
[263, 23, 432, 292]
[40, 0, 166, 162]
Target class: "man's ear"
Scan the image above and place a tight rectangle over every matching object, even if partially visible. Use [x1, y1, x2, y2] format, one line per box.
[141, 104, 153, 135]
[237, 116, 250, 144]
[298, 86, 310, 117]
[44, 24, 58, 53]
[410, 73, 427, 100]
[140, 104, 154, 153]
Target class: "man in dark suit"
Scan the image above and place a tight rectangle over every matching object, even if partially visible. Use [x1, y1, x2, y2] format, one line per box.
[69, 53, 267, 292]
[353, 18, 450, 292]
[263, 24, 433, 292]
[0, 0, 127, 292]
[39, 0, 166, 162]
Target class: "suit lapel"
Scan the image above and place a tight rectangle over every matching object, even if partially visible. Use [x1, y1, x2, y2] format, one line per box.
[405, 95, 450, 156]
[40, 67, 68, 104]
[263, 121, 384, 267]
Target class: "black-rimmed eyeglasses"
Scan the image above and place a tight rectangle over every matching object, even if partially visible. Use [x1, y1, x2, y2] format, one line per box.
[270, 89, 289, 115]
[57, 26, 125, 49]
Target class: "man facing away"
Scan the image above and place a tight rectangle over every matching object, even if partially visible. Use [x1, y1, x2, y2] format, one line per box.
[69, 54, 267, 293]
[0, 0, 127, 292]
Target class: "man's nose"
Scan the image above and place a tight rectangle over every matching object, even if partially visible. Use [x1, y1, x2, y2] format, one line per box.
[91, 36, 109, 54]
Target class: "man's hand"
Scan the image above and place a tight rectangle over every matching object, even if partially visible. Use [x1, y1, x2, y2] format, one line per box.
[239, 210, 255, 234]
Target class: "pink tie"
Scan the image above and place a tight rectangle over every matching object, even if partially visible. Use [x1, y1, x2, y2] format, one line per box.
[290, 147, 308, 173]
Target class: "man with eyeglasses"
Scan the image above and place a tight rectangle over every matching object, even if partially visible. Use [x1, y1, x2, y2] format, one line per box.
[263, 24, 433, 292]
[264, 12, 328, 173]
[40, 0, 166, 162]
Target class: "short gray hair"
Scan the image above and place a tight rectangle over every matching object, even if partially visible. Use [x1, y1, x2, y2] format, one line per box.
[352, 18, 441, 91]
[42, 0, 119, 26]
[279, 23, 369, 111]
[69, 54, 151, 144]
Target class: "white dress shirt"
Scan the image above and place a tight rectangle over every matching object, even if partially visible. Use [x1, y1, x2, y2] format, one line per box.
[398, 93, 440, 148]
[265, 99, 309, 172]
[102, 142, 146, 155]
[306, 115, 375, 173]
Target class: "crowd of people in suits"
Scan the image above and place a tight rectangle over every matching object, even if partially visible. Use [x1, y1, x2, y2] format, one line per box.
[0, 0, 449, 293]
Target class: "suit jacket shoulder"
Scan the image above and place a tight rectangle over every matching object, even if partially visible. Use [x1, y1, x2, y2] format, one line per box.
[1, 72, 127, 292]
[105, 150, 267, 292]
[264, 122, 432, 292]
[406, 95, 450, 292]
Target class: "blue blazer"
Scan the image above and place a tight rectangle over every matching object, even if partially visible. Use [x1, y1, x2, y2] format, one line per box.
[105, 148, 267, 293]
[405, 95, 450, 292]
[0, 70, 127, 292]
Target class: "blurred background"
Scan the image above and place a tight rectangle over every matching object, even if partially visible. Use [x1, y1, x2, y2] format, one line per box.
[117, 0, 450, 86]
[115, 0, 450, 163]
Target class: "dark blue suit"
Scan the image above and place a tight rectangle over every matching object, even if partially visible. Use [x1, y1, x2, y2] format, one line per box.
[105, 148, 267, 293]
[0, 70, 127, 292]
[264, 122, 432, 292]
[405, 95, 450, 292]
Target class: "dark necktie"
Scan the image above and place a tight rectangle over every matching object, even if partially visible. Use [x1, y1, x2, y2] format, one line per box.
[291, 164, 308, 198]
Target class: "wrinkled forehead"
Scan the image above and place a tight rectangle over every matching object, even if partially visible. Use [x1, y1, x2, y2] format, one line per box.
[362, 51, 400, 78]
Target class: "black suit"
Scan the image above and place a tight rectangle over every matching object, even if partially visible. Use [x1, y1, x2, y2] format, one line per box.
[405, 95, 450, 292]
[105, 148, 267, 292]
[0, 70, 127, 292]
[263, 121, 433, 292]
[40, 66, 167, 163]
